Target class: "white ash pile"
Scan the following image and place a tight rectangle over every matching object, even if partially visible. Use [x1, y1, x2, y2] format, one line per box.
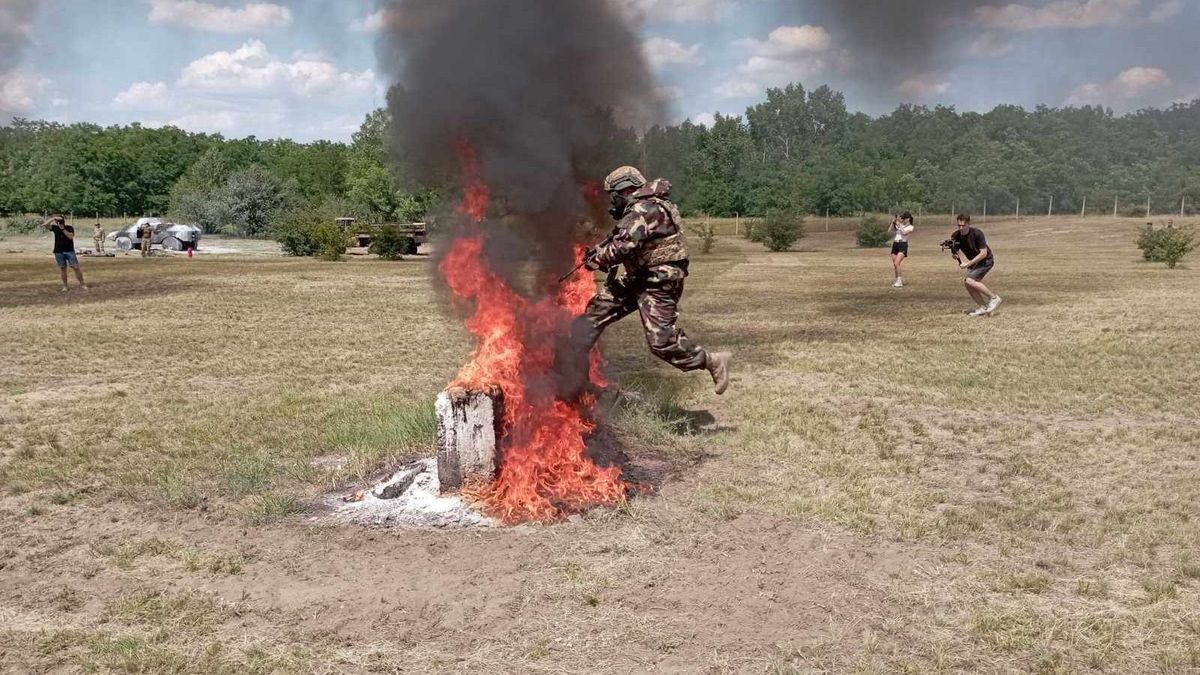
[323, 387, 503, 529]
[324, 458, 493, 528]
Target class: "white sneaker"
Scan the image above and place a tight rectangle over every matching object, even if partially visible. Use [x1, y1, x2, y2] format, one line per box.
[985, 296, 1003, 314]
[892, 278, 903, 288]
[969, 306, 988, 316]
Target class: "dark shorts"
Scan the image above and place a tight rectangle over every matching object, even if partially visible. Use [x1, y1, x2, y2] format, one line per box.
[966, 260, 993, 281]
[54, 251, 79, 268]
[891, 241, 909, 256]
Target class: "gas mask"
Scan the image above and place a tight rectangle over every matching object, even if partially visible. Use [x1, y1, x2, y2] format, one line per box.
[607, 191, 629, 219]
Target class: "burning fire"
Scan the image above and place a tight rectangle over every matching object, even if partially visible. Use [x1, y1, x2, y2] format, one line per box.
[438, 142, 625, 523]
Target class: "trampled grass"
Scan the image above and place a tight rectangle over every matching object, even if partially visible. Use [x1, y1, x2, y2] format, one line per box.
[2, 215, 1198, 672]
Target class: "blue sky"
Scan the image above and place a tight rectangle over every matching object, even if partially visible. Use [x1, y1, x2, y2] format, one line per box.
[2, 0, 1198, 142]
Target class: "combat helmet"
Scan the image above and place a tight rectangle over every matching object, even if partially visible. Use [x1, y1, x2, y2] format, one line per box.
[603, 165, 646, 193]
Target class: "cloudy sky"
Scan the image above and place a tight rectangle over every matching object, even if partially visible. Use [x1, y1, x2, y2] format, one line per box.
[2, 0, 1198, 142]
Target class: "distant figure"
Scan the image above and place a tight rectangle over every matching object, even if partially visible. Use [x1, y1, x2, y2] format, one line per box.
[92, 222, 105, 253]
[44, 215, 88, 292]
[950, 213, 1001, 316]
[139, 220, 153, 257]
[889, 212, 914, 288]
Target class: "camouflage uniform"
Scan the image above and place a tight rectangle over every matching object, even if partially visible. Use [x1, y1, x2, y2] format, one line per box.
[573, 176, 708, 372]
[140, 224, 152, 257]
[93, 224, 104, 253]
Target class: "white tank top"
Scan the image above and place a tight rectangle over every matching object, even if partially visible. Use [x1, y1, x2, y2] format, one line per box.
[893, 222, 914, 243]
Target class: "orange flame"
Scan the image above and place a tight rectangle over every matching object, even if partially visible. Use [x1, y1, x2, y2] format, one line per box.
[439, 142, 623, 523]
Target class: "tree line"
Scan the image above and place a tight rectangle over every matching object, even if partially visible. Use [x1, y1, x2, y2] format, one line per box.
[3, 82, 1199, 237]
[641, 84, 1200, 218]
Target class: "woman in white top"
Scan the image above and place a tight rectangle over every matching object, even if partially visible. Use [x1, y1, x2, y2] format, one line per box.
[888, 212, 914, 288]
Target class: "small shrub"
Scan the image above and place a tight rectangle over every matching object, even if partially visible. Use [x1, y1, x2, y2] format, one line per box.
[762, 210, 804, 252]
[2, 215, 43, 235]
[312, 222, 348, 262]
[694, 222, 716, 254]
[274, 220, 319, 257]
[273, 210, 347, 261]
[746, 221, 767, 243]
[1137, 224, 1195, 268]
[369, 224, 414, 261]
[856, 215, 891, 248]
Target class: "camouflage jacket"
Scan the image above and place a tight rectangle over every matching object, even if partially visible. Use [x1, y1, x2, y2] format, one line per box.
[591, 179, 689, 280]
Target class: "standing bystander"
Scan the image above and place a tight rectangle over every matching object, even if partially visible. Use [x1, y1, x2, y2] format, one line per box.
[888, 212, 914, 287]
[139, 220, 153, 257]
[92, 221, 105, 253]
[45, 215, 88, 292]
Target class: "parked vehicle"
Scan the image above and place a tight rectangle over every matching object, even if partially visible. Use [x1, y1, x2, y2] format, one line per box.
[111, 218, 202, 251]
[336, 217, 426, 254]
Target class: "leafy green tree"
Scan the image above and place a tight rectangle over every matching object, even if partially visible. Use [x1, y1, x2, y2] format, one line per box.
[223, 166, 290, 237]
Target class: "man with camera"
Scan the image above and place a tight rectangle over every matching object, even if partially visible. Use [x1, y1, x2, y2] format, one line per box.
[946, 213, 1001, 316]
[44, 215, 88, 292]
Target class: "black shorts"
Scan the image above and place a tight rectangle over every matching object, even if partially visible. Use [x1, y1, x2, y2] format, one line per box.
[891, 241, 909, 256]
[966, 260, 993, 280]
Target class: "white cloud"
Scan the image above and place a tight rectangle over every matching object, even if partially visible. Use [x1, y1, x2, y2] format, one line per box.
[102, 43, 381, 141]
[690, 112, 716, 127]
[968, 32, 1014, 58]
[974, 0, 1140, 30]
[716, 24, 842, 98]
[616, 0, 729, 22]
[147, 0, 292, 33]
[162, 109, 249, 133]
[351, 9, 387, 33]
[178, 40, 376, 97]
[747, 25, 833, 57]
[1147, 0, 1184, 22]
[896, 76, 951, 98]
[1067, 66, 1171, 105]
[643, 37, 704, 67]
[1, 72, 54, 113]
[113, 81, 170, 110]
[713, 79, 762, 99]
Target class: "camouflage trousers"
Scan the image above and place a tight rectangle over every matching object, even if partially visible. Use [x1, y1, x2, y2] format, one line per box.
[141, 237, 151, 256]
[573, 273, 708, 372]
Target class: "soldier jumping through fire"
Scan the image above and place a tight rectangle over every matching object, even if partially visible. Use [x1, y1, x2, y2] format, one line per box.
[571, 166, 731, 395]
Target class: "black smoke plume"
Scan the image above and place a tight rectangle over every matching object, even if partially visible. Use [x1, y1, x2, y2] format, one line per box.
[1, 0, 42, 121]
[803, 1, 990, 89]
[375, 0, 662, 287]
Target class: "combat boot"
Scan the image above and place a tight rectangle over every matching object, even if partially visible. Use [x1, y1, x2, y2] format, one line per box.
[706, 351, 731, 395]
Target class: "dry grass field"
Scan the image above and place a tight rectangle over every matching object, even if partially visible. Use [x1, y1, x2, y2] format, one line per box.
[1, 215, 1198, 674]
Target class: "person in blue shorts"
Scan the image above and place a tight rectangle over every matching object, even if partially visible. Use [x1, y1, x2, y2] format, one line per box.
[44, 215, 88, 292]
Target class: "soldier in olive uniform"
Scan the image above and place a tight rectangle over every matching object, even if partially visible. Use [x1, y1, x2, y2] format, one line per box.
[139, 221, 153, 257]
[572, 166, 731, 394]
[92, 222, 105, 253]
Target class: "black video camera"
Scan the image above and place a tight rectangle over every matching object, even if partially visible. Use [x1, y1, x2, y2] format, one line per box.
[939, 238, 961, 253]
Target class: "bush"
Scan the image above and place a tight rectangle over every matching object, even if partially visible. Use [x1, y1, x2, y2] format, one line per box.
[692, 222, 716, 254]
[2, 215, 43, 235]
[1137, 224, 1196, 268]
[369, 224, 414, 260]
[745, 220, 767, 243]
[856, 215, 891, 248]
[273, 210, 347, 261]
[312, 222, 348, 262]
[761, 210, 804, 252]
